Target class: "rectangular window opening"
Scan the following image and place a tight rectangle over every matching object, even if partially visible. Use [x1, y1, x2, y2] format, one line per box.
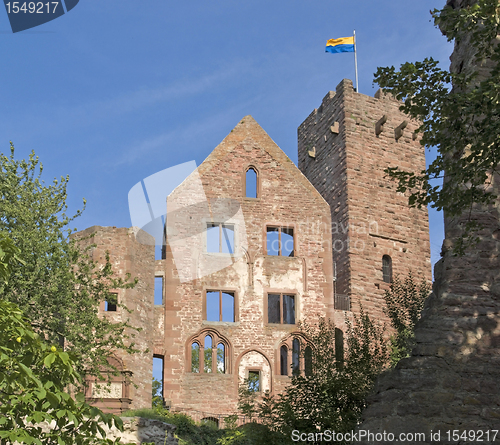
[207, 223, 235, 254]
[154, 276, 164, 305]
[267, 293, 295, 325]
[153, 355, 164, 407]
[104, 293, 118, 312]
[247, 370, 260, 392]
[266, 226, 294, 257]
[206, 290, 235, 322]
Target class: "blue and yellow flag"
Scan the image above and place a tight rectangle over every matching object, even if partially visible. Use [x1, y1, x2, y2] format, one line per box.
[326, 36, 354, 54]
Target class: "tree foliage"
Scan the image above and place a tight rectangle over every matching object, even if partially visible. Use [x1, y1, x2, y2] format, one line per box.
[374, 0, 500, 253]
[247, 314, 389, 442]
[0, 144, 139, 380]
[383, 273, 431, 366]
[0, 242, 125, 445]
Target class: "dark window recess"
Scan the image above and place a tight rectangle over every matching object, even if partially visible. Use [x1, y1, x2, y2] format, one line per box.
[105, 293, 117, 312]
[207, 223, 235, 254]
[246, 168, 257, 198]
[266, 227, 294, 256]
[335, 328, 344, 370]
[268, 293, 295, 324]
[247, 371, 260, 392]
[304, 346, 313, 376]
[280, 345, 288, 376]
[382, 255, 392, 283]
[292, 338, 300, 376]
[206, 291, 235, 322]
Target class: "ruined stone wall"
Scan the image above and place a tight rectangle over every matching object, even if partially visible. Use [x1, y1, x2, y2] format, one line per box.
[358, 2, 500, 440]
[159, 116, 335, 416]
[298, 80, 432, 325]
[74, 226, 155, 412]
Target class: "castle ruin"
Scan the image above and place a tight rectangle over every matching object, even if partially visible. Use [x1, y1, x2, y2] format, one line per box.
[79, 79, 431, 418]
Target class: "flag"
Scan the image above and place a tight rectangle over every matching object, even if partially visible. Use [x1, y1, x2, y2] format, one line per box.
[326, 36, 354, 54]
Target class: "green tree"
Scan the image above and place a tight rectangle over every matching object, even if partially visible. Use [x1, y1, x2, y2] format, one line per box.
[383, 273, 431, 366]
[0, 234, 125, 445]
[374, 0, 500, 253]
[152, 377, 163, 410]
[0, 145, 139, 380]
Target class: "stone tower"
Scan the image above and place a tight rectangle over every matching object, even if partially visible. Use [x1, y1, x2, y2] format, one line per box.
[298, 79, 432, 323]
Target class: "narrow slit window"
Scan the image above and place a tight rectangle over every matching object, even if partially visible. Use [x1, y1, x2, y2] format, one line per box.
[153, 355, 164, 405]
[266, 227, 294, 257]
[292, 338, 300, 376]
[191, 343, 200, 373]
[217, 343, 225, 374]
[280, 345, 288, 376]
[154, 276, 163, 305]
[382, 255, 392, 283]
[246, 168, 257, 198]
[204, 335, 213, 373]
[304, 346, 313, 376]
[335, 328, 344, 370]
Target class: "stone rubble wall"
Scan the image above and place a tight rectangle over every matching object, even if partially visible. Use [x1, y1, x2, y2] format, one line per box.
[102, 417, 178, 445]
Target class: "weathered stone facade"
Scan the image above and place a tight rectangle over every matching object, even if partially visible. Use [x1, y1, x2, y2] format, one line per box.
[79, 84, 431, 417]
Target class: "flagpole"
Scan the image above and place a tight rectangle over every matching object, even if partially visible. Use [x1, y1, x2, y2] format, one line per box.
[353, 29, 359, 93]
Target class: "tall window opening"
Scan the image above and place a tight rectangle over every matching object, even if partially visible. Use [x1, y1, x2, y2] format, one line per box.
[206, 290, 235, 322]
[280, 345, 288, 376]
[245, 168, 258, 198]
[268, 293, 295, 324]
[204, 335, 213, 373]
[207, 223, 235, 254]
[217, 343, 225, 374]
[382, 255, 392, 283]
[335, 328, 344, 370]
[154, 276, 163, 305]
[152, 355, 164, 406]
[304, 346, 313, 376]
[292, 338, 300, 376]
[191, 343, 200, 373]
[266, 227, 294, 256]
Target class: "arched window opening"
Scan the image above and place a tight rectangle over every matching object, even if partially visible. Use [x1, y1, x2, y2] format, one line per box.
[204, 335, 213, 373]
[246, 168, 258, 198]
[382, 255, 392, 283]
[217, 343, 225, 374]
[280, 345, 288, 376]
[191, 343, 200, 373]
[304, 346, 313, 376]
[292, 338, 300, 376]
[188, 330, 231, 374]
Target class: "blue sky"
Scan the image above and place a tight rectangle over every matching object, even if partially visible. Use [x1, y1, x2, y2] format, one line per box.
[1, 1, 450, 282]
